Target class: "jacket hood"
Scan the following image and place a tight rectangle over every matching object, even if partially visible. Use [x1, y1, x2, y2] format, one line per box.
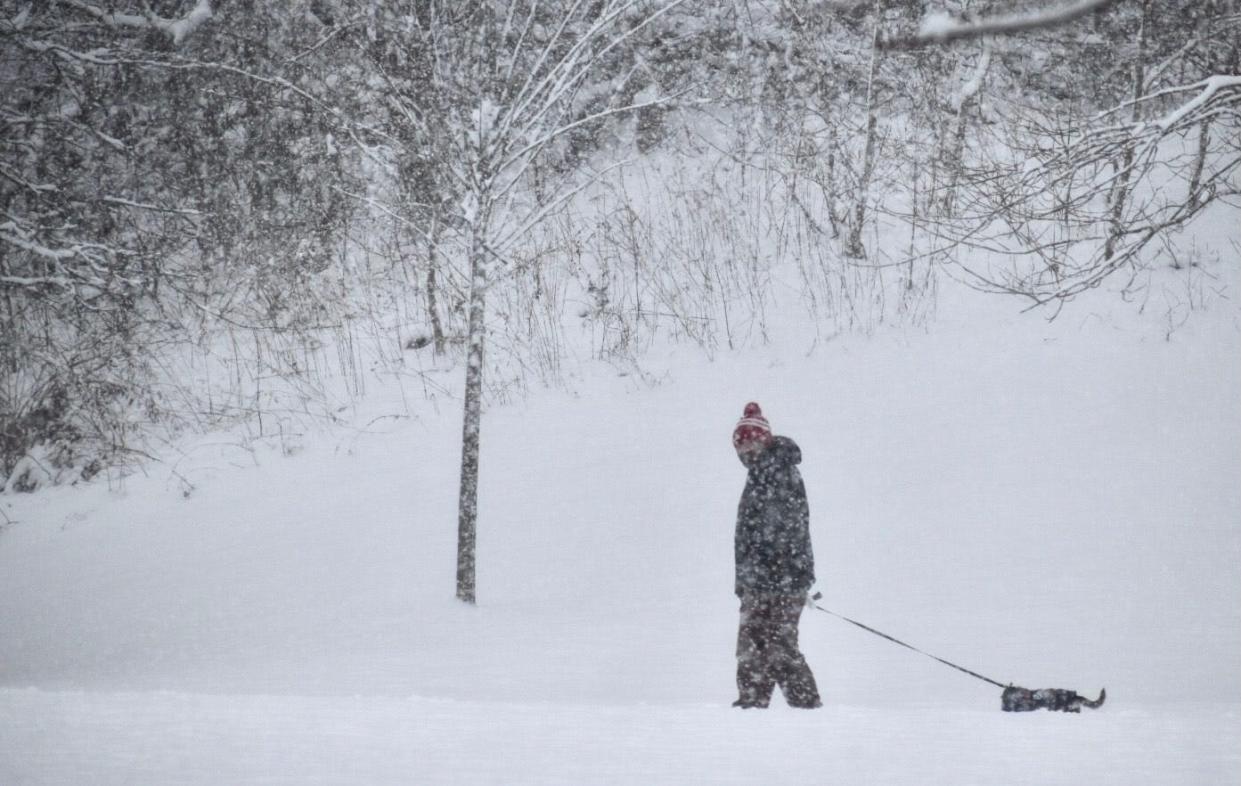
[740, 435, 801, 470]
[767, 435, 802, 466]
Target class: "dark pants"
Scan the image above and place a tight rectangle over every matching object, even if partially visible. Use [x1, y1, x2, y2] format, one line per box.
[736, 594, 821, 708]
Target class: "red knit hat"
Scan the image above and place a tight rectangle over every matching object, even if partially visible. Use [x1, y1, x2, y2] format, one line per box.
[732, 402, 773, 454]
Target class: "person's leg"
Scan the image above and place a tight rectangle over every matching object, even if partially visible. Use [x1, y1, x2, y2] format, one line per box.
[770, 596, 821, 708]
[735, 596, 775, 707]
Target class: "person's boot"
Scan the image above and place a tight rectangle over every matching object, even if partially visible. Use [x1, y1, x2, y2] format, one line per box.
[732, 697, 770, 709]
[786, 696, 822, 709]
[780, 661, 822, 709]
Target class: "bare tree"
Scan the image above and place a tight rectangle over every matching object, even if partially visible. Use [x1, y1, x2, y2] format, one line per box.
[1, 1, 360, 487]
[930, 2, 1241, 307]
[0, 2, 218, 484]
[348, 0, 683, 603]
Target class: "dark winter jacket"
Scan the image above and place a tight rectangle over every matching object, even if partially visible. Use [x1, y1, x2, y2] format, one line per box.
[734, 436, 815, 598]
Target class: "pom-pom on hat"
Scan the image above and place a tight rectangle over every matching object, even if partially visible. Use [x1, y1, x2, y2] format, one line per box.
[732, 402, 773, 454]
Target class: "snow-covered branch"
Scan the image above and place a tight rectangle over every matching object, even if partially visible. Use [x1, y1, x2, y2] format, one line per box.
[62, 0, 214, 47]
[951, 43, 991, 112]
[1154, 75, 1241, 133]
[881, 0, 1119, 49]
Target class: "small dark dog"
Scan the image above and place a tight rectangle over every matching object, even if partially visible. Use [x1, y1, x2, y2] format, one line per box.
[1002, 685, 1106, 713]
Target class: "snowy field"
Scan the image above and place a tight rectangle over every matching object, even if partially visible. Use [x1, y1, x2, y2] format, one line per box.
[2, 270, 1240, 784]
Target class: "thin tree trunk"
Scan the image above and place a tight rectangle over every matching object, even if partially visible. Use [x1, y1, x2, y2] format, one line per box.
[907, 166, 918, 290]
[941, 45, 990, 218]
[425, 215, 447, 354]
[822, 121, 842, 238]
[846, 25, 881, 259]
[942, 108, 970, 218]
[0, 251, 17, 375]
[1187, 118, 1211, 210]
[456, 229, 487, 605]
[1105, 0, 1150, 261]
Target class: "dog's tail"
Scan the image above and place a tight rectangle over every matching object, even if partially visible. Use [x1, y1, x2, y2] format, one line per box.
[1081, 688, 1106, 709]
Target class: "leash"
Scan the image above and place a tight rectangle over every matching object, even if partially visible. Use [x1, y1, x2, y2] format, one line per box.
[810, 596, 1008, 690]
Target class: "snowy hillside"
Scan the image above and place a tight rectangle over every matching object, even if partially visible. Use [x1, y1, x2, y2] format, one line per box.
[3, 266, 1240, 784]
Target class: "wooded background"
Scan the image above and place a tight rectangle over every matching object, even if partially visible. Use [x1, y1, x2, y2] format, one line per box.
[2, 1, 1237, 515]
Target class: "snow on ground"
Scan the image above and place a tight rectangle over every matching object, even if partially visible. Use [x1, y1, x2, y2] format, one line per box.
[2, 692, 1237, 785]
[1, 268, 1239, 784]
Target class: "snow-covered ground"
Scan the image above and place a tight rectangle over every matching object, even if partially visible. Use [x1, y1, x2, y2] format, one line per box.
[3, 691, 1236, 785]
[2, 268, 1239, 783]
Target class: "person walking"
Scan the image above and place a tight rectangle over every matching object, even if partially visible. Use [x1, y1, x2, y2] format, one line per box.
[731, 402, 822, 709]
